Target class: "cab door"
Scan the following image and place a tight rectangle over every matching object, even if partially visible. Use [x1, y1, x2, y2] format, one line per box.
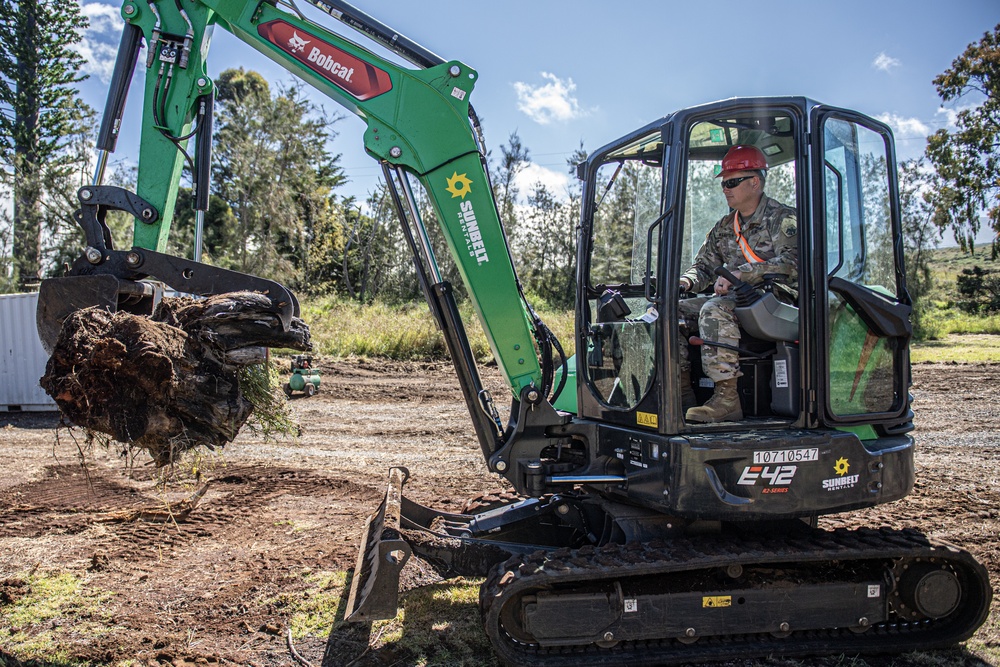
[576, 129, 665, 430]
[810, 108, 913, 429]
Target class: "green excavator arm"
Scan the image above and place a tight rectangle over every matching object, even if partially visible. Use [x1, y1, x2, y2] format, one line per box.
[39, 0, 575, 630]
[38, 0, 550, 403]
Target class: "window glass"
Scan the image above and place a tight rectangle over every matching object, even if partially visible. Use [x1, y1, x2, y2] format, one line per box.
[585, 131, 662, 410]
[822, 118, 900, 417]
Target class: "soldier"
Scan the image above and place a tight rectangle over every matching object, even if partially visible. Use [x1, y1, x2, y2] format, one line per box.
[678, 145, 797, 423]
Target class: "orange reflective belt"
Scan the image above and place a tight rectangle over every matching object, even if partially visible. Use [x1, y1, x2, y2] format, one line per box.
[733, 211, 765, 264]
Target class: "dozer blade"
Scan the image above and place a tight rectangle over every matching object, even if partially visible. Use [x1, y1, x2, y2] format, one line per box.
[345, 466, 412, 622]
[36, 275, 157, 354]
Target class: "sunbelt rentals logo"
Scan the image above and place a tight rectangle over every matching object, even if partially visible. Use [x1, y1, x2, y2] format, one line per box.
[822, 456, 860, 491]
[446, 172, 489, 265]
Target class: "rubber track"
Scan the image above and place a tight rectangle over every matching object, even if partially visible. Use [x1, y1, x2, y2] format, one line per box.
[479, 527, 992, 667]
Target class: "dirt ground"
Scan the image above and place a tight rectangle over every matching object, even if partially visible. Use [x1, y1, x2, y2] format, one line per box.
[0, 359, 997, 666]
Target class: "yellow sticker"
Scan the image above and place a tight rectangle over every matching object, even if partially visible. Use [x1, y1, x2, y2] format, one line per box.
[445, 172, 473, 199]
[637, 411, 658, 428]
[702, 595, 732, 608]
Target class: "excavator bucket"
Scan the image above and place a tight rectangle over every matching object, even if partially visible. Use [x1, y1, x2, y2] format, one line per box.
[36, 246, 300, 356]
[36, 275, 158, 354]
[345, 466, 412, 622]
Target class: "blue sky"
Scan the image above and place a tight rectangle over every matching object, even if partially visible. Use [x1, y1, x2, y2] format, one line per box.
[73, 0, 998, 216]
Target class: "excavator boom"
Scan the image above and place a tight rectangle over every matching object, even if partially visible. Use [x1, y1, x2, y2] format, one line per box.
[38, 0, 547, 406]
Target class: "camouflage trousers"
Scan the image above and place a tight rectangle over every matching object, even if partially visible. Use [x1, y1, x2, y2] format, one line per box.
[678, 295, 742, 381]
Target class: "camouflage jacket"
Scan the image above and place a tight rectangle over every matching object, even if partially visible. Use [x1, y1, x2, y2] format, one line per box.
[682, 194, 798, 294]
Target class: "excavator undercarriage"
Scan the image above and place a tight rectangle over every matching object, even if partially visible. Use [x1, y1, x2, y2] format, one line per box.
[349, 468, 991, 666]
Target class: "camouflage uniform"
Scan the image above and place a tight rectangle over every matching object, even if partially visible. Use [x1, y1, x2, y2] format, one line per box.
[679, 194, 797, 381]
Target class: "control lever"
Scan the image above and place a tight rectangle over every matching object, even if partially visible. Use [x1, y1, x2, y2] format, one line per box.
[713, 266, 761, 307]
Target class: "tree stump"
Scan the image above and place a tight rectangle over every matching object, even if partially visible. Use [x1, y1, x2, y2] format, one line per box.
[40, 291, 310, 466]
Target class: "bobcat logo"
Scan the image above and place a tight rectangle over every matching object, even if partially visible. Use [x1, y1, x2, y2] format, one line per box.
[288, 31, 310, 53]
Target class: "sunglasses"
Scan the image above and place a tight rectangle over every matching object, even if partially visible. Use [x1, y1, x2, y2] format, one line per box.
[721, 175, 755, 189]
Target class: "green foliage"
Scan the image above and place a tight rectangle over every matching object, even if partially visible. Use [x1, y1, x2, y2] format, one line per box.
[925, 24, 1000, 255]
[303, 296, 477, 360]
[517, 180, 577, 308]
[0, 0, 95, 290]
[210, 69, 345, 287]
[955, 265, 1000, 313]
[0, 1, 92, 163]
[268, 570, 347, 639]
[910, 246, 1000, 341]
[913, 332, 1000, 363]
[897, 159, 940, 336]
[492, 130, 530, 244]
[239, 360, 299, 440]
[300, 295, 576, 362]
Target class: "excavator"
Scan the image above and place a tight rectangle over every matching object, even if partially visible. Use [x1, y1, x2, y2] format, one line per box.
[34, 0, 991, 664]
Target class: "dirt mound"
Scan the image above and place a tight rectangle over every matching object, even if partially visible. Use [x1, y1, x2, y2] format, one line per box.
[39, 292, 310, 465]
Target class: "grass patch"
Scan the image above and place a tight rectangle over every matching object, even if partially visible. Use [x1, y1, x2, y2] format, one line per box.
[299, 296, 575, 362]
[303, 298, 457, 360]
[371, 579, 494, 667]
[918, 302, 1000, 340]
[913, 334, 1000, 364]
[0, 571, 115, 662]
[267, 570, 494, 666]
[270, 570, 348, 640]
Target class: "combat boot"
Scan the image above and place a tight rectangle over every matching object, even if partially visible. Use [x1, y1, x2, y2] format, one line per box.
[679, 370, 697, 412]
[685, 378, 743, 423]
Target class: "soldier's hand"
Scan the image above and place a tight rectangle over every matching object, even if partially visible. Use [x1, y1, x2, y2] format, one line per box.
[679, 277, 692, 293]
[713, 276, 730, 296]
[714, 270, 741, 296]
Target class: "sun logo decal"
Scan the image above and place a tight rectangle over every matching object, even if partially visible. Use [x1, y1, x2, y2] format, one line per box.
[833, 457, 850, 476]
[445, 172, 473, 199]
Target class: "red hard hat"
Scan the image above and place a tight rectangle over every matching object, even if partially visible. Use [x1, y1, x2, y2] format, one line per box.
[717, 145, 768, 177]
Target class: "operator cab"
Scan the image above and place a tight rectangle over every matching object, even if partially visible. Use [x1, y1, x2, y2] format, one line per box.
[576, 97, 913, 438]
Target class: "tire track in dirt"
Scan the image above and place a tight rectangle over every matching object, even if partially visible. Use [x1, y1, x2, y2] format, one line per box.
[0, 465, 381, 564]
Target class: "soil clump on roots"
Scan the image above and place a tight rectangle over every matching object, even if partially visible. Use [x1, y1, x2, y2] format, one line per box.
[39, 291, 310, 466]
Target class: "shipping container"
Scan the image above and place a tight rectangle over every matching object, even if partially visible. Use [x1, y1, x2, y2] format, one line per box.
[0, 292, 56, 411]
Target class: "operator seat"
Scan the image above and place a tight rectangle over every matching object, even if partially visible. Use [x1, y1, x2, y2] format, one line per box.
[733, 280, 799, 418]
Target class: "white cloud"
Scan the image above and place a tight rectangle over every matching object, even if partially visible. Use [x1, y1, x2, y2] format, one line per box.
[872, 52, 901, 73]
[936, 107, 959, 129]
[515, 162, 572, 200]
[513, 72, 586, 125]
[935, 103, 984, 131]
[875, 113, 929, 140]
[74, 2, 131, 84]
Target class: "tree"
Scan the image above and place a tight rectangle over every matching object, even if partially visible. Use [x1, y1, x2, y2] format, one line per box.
[519, 181, 576, 307]
[492, 131, 530, 244]
[0, 179, 13, 292]
[0, 0, 94, 290]
[925, 24, 1000, 256]
[897, 159, 938, 303]
[211, 69, 344, 286]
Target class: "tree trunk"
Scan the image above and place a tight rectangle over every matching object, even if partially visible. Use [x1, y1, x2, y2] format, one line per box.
[12, 2, 42, 289]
